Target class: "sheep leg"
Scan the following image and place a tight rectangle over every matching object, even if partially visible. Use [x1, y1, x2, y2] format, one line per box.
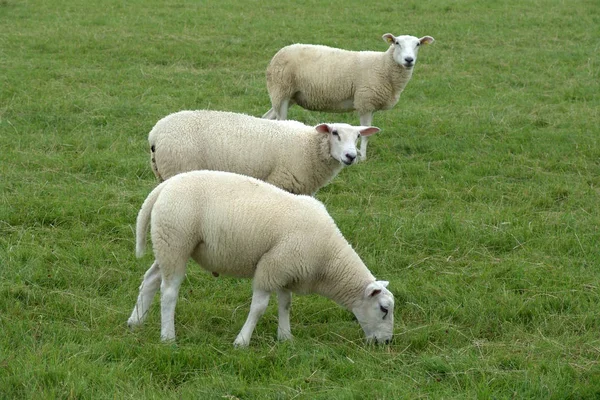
[276, 289, 293, 341]
[359, 112, 374, 161]
[233, 288, 271, 347]
[276, 99, 290, 120]
[159, 271, 185, 342]
[263, 97, 292, 120]
[262, 108, 277, 119]
[128, 260, 161, 328]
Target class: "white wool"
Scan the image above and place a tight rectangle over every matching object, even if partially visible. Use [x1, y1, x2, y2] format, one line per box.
[148, 110, 379, 195]
[263, 33, 434, 160]
[128, 170, 394, 346]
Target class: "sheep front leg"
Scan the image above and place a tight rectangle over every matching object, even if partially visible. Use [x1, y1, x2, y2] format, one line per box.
[359, 112, 374, 161]
[128, 261, 161, 328]
[262, 108, 277, 119]
[277, 289, 293, 341]
[234, 288, 271, 347]
[276, 99, 290, 120]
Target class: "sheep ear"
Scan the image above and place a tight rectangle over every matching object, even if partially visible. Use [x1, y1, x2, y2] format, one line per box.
[382, 33, 395, 44]
[420, 36, 435, 45]
[315, 124, 331, 134]
[365, 281, 383, 298]
[365, 280, 389, 298]
[358, 126, 380, 137]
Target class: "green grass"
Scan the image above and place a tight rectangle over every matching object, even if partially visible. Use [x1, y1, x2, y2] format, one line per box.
[1, 0, 599, 398]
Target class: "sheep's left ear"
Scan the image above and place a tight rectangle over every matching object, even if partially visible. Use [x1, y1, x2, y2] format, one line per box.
[382, 33, 396, 44]
[358, 126, 380, 137]
[420, 36, 435, 45]
[315, 124, 331, 134]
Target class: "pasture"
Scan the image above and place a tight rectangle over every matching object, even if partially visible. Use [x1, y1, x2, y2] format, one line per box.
[1, 0, 599, 398]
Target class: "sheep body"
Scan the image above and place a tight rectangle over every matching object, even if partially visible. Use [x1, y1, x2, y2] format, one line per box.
[128, 170, 394, 346]
[265, 44, 403, 114]
[149, 110, 379, 195]
[263, 34, 434, 160]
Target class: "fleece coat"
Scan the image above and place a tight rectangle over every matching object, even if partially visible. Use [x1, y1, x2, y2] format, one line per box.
[136, 170, 377, 308]
[149, 110, 342, 195]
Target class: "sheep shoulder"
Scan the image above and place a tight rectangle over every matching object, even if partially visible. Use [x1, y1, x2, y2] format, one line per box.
[353, 47, 414, 112]
[265, 130, 342, 195]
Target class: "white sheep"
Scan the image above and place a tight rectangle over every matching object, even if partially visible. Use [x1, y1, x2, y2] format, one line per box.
[128, 170, 395, 347]
[263, 33, 435, 160]
[149, 110, 379, 195]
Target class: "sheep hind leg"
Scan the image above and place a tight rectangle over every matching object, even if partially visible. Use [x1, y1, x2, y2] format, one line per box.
[359, 112, 374, 161]
[159, 266, 186, 342]
[277, 289, 293, 341]
[233, 288, 271, 347]
[128, 260, 161, 328]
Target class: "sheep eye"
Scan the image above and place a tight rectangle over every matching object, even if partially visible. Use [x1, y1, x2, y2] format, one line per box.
[332, 130, 339, 136]
[380, 305, 389, 319]
[416, 42, 420, 47]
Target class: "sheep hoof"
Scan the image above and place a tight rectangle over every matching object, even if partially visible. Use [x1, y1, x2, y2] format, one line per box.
[278, 332, 293, 342]
[127, 318, 140, 329]
[212, 272, 220, 278]
[233, 336, 250, 348]
[160, 335, 176, 343]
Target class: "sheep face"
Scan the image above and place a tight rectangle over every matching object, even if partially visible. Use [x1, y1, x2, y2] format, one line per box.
[353, 281, 395, 344]
[315, 123, 380, 165]
[383, 34, 435, 69]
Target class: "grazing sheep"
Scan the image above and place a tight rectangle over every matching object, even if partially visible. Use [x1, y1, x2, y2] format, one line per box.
[149, 110, 379, 195]
[128, 170, 395, 347]
[263, 33, 435, 160]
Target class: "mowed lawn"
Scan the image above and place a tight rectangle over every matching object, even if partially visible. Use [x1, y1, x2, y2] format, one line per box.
[1, 0, 599, 398]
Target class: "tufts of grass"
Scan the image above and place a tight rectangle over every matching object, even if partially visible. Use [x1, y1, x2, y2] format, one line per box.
[1, 0, 599, 398]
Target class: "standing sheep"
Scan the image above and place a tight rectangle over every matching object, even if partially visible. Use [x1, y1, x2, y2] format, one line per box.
[128, 170, 395, 347]
[149, 110, 379, 195]
[263, 33, 435, 160]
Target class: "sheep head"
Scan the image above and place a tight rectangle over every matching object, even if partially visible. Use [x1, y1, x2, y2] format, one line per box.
[315, 123, 380, 165]
[383, 33, 435, 69]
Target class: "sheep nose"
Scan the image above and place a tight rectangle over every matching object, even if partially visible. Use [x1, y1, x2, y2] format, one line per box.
[345, 153, 356, 162]
[405, 57, 414, 64]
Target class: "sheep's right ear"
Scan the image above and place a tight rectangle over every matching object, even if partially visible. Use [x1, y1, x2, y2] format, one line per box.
[315, 124, 331, 134]
[382, 33, 395, 44]
[359, 126, 380, 137]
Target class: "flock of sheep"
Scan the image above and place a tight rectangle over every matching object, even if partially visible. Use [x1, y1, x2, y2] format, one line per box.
[127, 33, 435, 347]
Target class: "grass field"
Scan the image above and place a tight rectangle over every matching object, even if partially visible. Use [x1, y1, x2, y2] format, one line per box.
[1, 0, 599, 398]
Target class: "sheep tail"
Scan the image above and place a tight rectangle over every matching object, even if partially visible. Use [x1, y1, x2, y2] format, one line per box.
[135, 181, 167, 258]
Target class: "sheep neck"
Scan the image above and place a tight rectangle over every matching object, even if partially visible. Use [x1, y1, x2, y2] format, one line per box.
[305, 132, 344, 193]
[315, 243, 376, 310]
[384, 47, 414, 93]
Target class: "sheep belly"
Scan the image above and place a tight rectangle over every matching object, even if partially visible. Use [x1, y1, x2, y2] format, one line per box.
[191, 242, 261, 279]
[294, 92, 355, 113]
